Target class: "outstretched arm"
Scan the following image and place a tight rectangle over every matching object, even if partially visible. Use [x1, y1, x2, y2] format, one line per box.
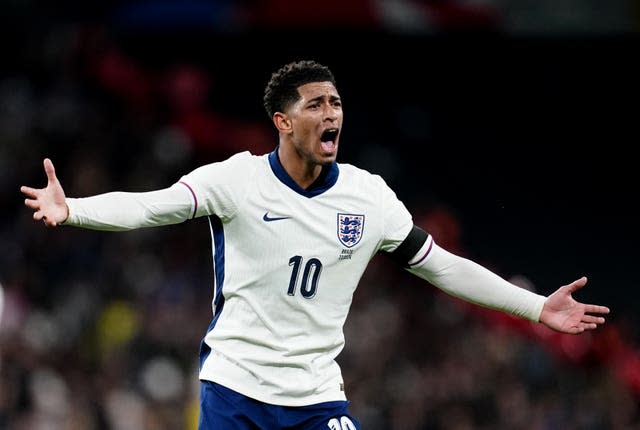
[402, 234, 610, 334]
[539, 276, 609, 334]
[21, 158, 195, 231]
[21, 158, 69, 227]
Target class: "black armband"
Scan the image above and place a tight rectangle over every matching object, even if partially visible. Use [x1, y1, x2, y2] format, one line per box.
[382, 224, 429, 267]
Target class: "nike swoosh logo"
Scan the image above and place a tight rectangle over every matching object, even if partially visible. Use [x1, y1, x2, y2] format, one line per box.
[263, 212, 292, 222]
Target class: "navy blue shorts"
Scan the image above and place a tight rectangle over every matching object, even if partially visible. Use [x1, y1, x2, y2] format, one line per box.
[199, 381, 361, 430]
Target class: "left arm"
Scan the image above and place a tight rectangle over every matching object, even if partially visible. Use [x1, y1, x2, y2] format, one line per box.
[393, 227, 609, 333]
[407, 235, 546, 321]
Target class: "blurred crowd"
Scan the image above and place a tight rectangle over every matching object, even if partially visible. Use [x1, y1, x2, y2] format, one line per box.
[2, 6, 640, 430]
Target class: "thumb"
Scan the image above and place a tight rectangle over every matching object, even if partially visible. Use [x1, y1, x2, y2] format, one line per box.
[44, 158, 57, 184]
[565, 276, 588, 294]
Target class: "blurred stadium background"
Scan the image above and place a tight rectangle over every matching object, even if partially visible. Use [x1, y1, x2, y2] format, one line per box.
[1, 1, 639, 429]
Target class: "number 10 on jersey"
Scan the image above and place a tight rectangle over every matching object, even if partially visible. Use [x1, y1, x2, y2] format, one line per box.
[287, 255, 323, 299]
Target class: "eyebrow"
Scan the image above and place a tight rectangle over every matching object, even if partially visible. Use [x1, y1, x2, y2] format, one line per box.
[307, 94, 341, 104]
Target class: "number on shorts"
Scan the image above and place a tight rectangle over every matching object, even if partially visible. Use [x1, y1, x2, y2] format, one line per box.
[327, 416, 356, 430]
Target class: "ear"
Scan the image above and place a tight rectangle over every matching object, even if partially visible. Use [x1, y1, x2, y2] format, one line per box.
[273, 112, 292, 133]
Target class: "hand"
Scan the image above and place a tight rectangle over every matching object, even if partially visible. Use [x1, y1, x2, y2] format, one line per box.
[539, 276, 610, 334]
[21, 158, 69, 227]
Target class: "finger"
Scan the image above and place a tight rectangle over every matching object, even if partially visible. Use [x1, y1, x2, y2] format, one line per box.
[567, 326, 585, 334]
[585, 304, 610, 315]
[581, 315, 605, 324]
[579, 322, 597, 331]
[564, 276, 588, 294]
[41, 214, 58, 228]
[24, 199, 40, 210]
[33, 211, 44, 221]
[20, 185, 40, 198]
[44, 158, 57, 184]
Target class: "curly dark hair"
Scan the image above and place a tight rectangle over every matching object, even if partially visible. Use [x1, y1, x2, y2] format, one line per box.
[263, 60, 337, 119]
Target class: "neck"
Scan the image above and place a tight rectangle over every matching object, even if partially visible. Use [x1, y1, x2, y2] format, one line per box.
[277, 144, 324, 189]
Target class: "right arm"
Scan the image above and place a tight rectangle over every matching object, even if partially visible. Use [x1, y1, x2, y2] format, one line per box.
[21, 158, 194, 231]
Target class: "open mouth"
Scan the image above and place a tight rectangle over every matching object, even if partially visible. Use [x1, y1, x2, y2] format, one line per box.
[320, 128, 339, 143]
[320, 129, 339, 154]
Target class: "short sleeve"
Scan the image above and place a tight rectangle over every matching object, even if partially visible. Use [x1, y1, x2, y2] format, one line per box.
[374, 175, 414, 253]
[178, 151, 255, 221]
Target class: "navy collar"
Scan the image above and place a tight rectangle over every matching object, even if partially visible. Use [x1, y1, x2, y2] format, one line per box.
[268, 148, 339, 198]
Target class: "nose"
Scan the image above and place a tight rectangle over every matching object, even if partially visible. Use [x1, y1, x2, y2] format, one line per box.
[323, 104, 339, 121]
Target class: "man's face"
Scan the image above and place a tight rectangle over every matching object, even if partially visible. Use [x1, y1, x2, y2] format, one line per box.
[286, 82, 342, 166]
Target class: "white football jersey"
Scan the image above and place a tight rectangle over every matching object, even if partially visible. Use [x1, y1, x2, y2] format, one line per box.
[179, 150, 413, 406]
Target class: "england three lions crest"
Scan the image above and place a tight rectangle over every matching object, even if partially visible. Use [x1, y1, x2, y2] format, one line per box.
[337, 213, 365, 248]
